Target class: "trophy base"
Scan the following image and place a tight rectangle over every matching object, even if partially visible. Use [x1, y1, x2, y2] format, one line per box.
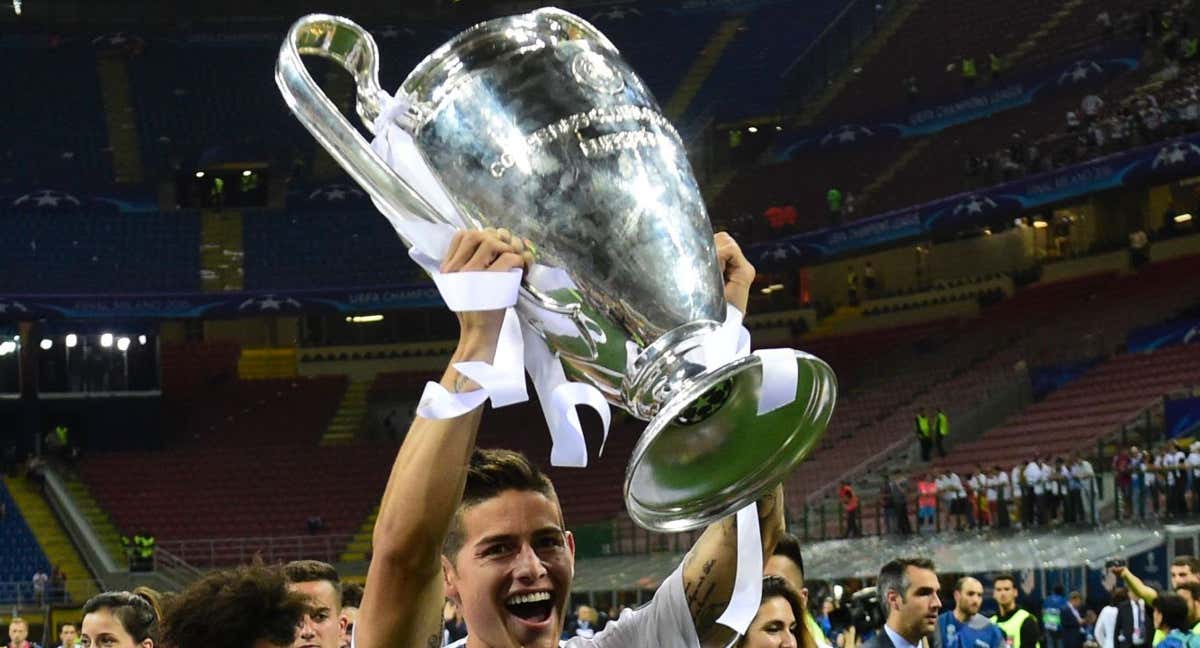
[623, 350, 837, 532]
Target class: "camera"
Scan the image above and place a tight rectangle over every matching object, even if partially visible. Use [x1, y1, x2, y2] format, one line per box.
[830, 587, 884, 635]
[1105, 558, 1126, 569]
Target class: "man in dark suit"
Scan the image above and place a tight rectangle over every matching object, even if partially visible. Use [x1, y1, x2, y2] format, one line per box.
[863, 558, 944, 648]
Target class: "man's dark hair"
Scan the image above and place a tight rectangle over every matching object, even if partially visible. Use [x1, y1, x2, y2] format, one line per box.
[773, 532, 805, 580]
[58, 622, 77, 633]
[341, 582, 364, 609]
[443, 448, 560, 560]
[1155, 593, 1190, 631]
[161, 563, 309, 648]
[82, 588, 163, 644]
[878, 558, 936, 605]
[992, 573, 1017, 589]
[1110, 587, 1129, 605]
[284, 560, 342, 608]
[1172, 555, 1200, 574]
[1053, 584, 1065, 596]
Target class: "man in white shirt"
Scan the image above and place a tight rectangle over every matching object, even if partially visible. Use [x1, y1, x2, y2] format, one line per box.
[1011, 464, 1026, 529]
[992, 467, 1011, 529]
[862, 558, 942, 648]
[354, 230, 781, 648]
[1072, 455, 1096, 525]
[1025, 459, 1045, 527]
[1187, 443, 1200, 515]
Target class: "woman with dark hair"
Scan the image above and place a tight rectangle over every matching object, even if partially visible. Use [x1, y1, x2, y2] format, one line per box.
[737, 576, 818, 648]
[80, 587, 162, 648]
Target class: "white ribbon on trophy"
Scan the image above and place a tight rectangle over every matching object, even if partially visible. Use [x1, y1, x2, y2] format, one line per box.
[368, 89, 800, 634]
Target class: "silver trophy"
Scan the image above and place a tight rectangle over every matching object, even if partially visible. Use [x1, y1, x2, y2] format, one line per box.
[276, 8, 836, 531]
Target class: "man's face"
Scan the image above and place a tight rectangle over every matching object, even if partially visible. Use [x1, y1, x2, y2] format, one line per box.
[337, 606, 357, 648]
[765, 554, 809, 610]
[443, 489, 575, 648]
[288, 580, 344, 648]
[889, 567, 941, 639]
[1171, 565, 1198, 589]
[61, 624, 79, 647]
[9, 622, 27, 645]
[993, 579, 1017, 608]
[955, 579, 983, 616]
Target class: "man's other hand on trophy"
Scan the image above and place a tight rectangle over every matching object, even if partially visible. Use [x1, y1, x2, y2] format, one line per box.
[715, 232, 755, 313]
[440, 227, 533, 372]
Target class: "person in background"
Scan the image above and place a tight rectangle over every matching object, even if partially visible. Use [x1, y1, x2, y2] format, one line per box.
[840, 481, 862, 538]
[1062, 592, 1085, 648]
[1044, 585, 1067, 648]
[6, 618, 40, 648]
[338, 583, 362, 648]
[863, 558, 942, 648]
[735, 576, 816, 648]
[817, 598, 835, 641]
[1150, 594, 1193, 648]
[938, 577, 1004, 648]
[917, 473, 938, 534]
[991, 573, 1041, 648]
[54, 623, 80, 648]
[1093, 588, 1126, 648]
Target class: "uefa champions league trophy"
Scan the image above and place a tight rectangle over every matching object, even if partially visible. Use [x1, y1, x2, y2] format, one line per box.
[276, 8, 836, 532]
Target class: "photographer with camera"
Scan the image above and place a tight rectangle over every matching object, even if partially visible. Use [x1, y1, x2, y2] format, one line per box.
[863, 558, 943, 648]
[939, 578, 1004, 648]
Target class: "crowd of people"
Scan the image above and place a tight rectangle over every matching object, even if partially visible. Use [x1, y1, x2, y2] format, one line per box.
[865, 454, 1099, 538]
[1113, 442, 1200, 520]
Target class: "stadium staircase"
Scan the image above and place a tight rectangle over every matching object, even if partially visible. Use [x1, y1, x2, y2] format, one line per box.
[1004, 0, 1087, 68]
[858, 138, 931, 206]
[238, 348, 298, 380]
[199, 209, 244, 292]
[320, 378, 372, 446]
[2, 476, 97, 603]
[338, 504, 378, 563]
[61, 473, 126, 566]
[95, 51, 143, 184]
[795, 0, 926, 126]
[664, 17, 745, 122]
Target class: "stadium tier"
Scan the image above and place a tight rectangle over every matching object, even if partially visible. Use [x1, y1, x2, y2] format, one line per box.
[0, 481, 52, 604]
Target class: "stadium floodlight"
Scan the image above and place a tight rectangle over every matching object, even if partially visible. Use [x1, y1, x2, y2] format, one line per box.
[1176, 213, 1193, 224]
[194, 171, 205, 178]
[346, 314, 384, 323]
[39, 339, 52, 350]
[138, 335, 148, 345]
[0, 341, 14, 355]
[747, 126, 758, 133]
[242, 170, 253, 177]
[1032, 219, 1048, 229]
[117, 337, 131, 351]
[65, 333, 78, 348]
[774, 125, 783, 132]
[100, 333, 114, 348]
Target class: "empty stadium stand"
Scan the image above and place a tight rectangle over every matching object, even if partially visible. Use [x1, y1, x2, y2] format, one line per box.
[0, 481, 52, 605]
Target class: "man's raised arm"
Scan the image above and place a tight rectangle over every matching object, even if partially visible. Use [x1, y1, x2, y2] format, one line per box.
[356, 229, 530, 648]
[681, 233, 786, 646]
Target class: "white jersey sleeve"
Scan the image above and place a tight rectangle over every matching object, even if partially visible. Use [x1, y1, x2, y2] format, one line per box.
[568, 564, 700, 648]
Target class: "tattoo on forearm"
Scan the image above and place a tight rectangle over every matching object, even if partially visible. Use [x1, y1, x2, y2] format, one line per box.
[686, 558, 727, 631]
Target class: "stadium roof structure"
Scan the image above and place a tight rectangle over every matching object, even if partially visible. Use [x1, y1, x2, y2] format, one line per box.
[572, 524, 1168, 591]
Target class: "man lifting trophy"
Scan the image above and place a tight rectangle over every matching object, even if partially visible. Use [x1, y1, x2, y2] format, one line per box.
[277, 8, 836, 646]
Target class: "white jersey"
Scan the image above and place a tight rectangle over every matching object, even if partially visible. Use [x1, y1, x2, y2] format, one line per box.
[445, 565, 698, 648]
[1011, 466, 1023, 498]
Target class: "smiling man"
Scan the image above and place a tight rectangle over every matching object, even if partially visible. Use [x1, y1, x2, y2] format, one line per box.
[353, 229, 784, 648]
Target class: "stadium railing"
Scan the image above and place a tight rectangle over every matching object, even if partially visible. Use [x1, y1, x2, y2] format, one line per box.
[155, 533, 354, 568]
[0, 577, 106, 606]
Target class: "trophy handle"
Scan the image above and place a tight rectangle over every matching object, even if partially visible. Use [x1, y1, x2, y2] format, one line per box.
[276, 14, 446, 230]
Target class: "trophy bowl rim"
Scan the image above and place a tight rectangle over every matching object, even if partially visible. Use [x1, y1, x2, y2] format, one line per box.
[399, 6, 619, 112]
[623, 349, 838, 532]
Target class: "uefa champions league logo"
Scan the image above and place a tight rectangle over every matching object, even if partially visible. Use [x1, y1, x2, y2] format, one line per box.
[0, 300, 28, 314]
[952, 195, 998, 216]
[1057, 60, 1103, 85]
[238, 295, 302, 312]
[308, 184, 365, 202]
[12, 189, 81, 208]
[1152, 141, 1200, 169]
[820, 125, 874, 147]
